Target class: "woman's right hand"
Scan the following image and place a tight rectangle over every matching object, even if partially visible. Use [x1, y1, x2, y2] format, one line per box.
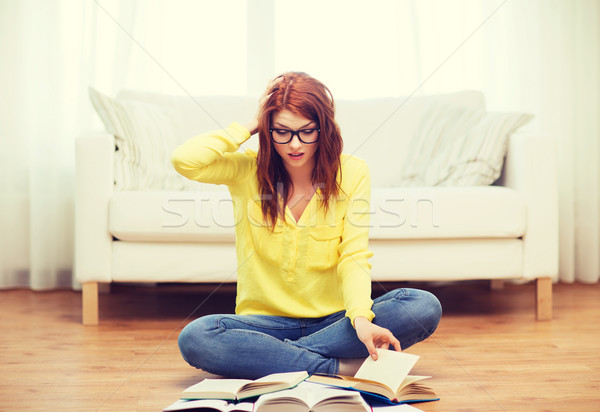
[243, 118, 259, 136]
[259, 75, 283, 107]
[244, 76, 283, 136]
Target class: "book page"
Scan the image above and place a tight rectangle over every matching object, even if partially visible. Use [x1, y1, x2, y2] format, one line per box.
[253, 371, 308, 383]
[398, 375, 431, 390]
[238, 371, 308, 398]
[306, 375, 357, 389]
[302, 381, 365, 406]
[182, 379, 250, 399]
[164, 399, 254, 411]
[247, 371, 308, 388]
[254, 383, 310, 411]
[354, 349, 419, 393]
[255, 381, 369, 412]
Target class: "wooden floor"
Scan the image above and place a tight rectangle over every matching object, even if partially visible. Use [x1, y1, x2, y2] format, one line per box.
[1, 281, 599, 411]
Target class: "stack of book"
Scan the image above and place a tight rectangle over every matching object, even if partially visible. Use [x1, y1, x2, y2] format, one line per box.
[163, 349, 439, 412]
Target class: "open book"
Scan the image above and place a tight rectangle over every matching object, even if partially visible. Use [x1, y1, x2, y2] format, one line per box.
[254, 381, 370, 412]
[181, 371, 308, 401]
[163, 399, 254, 412]
[307, 349, 438, 404]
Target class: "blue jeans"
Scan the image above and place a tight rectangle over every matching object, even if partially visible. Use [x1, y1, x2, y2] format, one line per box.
[178, 288, 442, 379]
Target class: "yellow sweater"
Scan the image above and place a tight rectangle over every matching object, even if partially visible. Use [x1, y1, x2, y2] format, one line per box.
[171, 122, 375, 325]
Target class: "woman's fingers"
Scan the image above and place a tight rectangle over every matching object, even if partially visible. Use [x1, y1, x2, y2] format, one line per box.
[354, 317, 403, 359]
[256, 76, 283, 116]
[365, 338, 378, 360]
[263, 76, 283, 98]
[373, 330, 402, 352]
[391, 336, 402, 352]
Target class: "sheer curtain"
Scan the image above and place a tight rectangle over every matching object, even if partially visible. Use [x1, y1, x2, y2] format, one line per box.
[0, 0, 598, 289]
[1, 1, 94, 289]
[0, 0, 248, 290]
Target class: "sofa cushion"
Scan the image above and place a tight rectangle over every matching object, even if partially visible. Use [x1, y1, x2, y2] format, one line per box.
[89, 87, 189, 191]
[109, 186, 526, 242]
[399, 103, 533, 186]
[90, 87, 258, 191]
[369, 186, 526, 239]
[109, 190, 236, 242]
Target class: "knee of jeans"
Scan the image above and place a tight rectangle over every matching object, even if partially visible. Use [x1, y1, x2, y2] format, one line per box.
[415, 290, 442, 337]
[178, 316, 215, 368]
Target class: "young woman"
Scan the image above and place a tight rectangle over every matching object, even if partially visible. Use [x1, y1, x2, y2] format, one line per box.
[172, 72, 441, 379]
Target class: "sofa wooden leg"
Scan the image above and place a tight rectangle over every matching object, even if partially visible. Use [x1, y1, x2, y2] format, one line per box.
[82, 282, 99, 325]
[490, 279, 505, 290]
[536, 277, 552, 321]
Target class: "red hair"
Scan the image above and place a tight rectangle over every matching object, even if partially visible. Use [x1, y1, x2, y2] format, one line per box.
[256, 72, 343, 229]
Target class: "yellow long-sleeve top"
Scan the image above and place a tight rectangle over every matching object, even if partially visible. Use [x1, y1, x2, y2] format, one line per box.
[171, 122, 375, 326]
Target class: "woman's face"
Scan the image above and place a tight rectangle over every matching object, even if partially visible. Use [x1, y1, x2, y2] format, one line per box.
[270, 110, 319, 175]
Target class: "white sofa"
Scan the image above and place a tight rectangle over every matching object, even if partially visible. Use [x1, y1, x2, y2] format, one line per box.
[75, 90, 559, 325]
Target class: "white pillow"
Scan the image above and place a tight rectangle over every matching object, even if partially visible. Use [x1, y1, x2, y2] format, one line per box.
[336, 90, 486, 187]
[89, 87, 190, 191]
[399, 104, 533, 186]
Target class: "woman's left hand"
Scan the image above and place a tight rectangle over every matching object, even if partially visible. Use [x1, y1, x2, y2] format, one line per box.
[354, 316, 401, 360]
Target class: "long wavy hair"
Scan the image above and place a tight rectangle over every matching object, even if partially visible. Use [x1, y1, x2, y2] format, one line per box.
[256, 72, 343, 229]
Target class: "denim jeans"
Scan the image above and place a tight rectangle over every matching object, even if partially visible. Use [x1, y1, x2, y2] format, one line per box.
[178, 288, 442, 379]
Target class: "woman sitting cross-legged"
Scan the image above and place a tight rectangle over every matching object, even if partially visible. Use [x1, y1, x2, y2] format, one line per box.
[171, 72, 442, 379]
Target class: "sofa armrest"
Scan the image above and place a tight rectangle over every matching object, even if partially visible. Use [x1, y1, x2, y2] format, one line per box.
[74, 133, 114, 283]
[496, 133, 559, 280]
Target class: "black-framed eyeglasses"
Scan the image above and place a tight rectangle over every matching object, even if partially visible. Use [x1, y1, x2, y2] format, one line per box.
[269, 128, 320, 144]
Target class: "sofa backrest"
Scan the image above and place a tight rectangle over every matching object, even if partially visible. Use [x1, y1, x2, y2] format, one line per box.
[115, 89, 486, 188]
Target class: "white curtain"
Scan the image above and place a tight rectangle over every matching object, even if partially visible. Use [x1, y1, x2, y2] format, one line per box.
[0, 0, 598, 289]
[1, 0, 93, 289]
